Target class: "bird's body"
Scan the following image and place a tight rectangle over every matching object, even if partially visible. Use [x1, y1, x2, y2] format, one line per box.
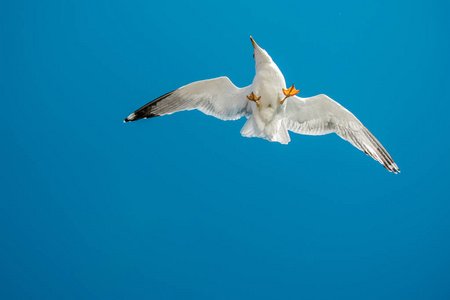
[252, 63, 285, 121]
[243, 62, 284, 141]
[125, 37, 400, 173]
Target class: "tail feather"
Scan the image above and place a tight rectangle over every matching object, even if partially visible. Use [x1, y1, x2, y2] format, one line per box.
[240, 117, 290, 145]
[240, 116, 263, 138]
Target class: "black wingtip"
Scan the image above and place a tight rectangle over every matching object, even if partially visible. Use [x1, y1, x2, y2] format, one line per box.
[384, 164, 400, 174]
[123, 112, 140, 123]
[123, 90, 175, 124]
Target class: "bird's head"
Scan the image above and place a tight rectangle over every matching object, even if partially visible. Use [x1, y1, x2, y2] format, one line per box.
[250, 36, 273, 67]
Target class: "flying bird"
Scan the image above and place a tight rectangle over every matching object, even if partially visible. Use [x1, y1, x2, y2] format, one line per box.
[124, 37, 399, 173]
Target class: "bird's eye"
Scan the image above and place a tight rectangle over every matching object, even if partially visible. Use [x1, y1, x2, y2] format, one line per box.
[253, 53, 255, 59]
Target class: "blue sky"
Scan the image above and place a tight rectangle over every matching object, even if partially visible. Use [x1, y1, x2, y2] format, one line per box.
[1, 0, 449, 299]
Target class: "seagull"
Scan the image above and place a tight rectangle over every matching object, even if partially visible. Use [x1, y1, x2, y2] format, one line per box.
[124, 37, 400, 173]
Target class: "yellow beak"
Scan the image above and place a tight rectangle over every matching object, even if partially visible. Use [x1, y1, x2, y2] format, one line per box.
[250, 36, 257, 49]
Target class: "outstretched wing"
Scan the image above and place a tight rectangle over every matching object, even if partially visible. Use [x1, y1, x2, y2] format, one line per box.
[284, 94, 400, 173]
[124, 77, 252, 122]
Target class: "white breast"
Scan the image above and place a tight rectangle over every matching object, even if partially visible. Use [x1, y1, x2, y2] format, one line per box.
[251, 63, 286, 123]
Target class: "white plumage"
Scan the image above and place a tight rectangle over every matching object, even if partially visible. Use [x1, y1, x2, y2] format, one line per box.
[124, 37, 399, 173]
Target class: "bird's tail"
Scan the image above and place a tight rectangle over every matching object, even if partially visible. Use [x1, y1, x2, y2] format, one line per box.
[240, 117, 290, 145]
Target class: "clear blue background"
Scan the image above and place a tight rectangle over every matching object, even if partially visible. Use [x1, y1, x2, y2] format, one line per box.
[2, 0, 449, 299]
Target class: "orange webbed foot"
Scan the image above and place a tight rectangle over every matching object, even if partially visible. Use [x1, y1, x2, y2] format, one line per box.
[280, 85, 300, 105]
[247, 92, 261, 107]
